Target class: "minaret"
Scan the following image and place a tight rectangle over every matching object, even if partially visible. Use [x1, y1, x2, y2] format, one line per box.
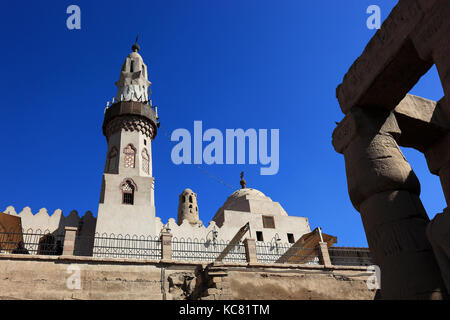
[177, 189, 200, 226]
[95, 39, 159, 236]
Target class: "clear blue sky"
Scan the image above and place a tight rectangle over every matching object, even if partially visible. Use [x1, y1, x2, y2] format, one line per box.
[0, 0, 446, 246]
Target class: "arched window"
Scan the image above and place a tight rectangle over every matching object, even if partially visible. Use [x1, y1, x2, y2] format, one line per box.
[121, 179, 137, 205]
[107, 147, 118, 173]
[123, 144, 136, 168]
[142, 149, 150, 174]
[189, 195, 193, 203]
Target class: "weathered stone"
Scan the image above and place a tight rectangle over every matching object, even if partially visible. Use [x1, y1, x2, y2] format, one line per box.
[394, 95, 449, 152]
[333, 105, 447, 299]
[336, 1, 432, 114]
[427, 212, 450, 294]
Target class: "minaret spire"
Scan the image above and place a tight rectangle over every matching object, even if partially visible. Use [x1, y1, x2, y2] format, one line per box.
[132, 35, 140, 52]
[240, 171, 247, 189]
[115, 37, 151, 103]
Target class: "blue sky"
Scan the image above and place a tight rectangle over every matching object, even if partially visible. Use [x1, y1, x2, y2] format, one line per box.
[0, 0, 446, 247]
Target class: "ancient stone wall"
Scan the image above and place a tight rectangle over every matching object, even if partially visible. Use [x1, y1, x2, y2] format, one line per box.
[0, 255, 376, 300]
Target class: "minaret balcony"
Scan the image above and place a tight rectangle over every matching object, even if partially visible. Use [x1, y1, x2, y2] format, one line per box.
[102, 101, 159, 140]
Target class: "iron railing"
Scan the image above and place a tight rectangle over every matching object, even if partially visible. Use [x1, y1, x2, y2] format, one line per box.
[255, 241, 320, 265]
[171, 237, 247, 263]
[74, 233, 161, 260]
[328, 247, 373, 266]
[0, 229, 372, 267]
[0, 229, 65, 256]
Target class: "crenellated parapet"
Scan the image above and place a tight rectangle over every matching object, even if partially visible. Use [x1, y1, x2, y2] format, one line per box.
[2, 206, 97, 236]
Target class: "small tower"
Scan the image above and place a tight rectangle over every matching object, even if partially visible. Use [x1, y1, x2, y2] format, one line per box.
[96, 39, 159, 236]
[177, 189, 200, 226]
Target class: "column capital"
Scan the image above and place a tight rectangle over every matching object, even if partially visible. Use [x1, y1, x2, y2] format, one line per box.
[332, 108, 401, 154]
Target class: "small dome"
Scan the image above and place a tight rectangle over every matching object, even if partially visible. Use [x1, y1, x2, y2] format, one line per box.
[228, 188, 267, 201]
[181, 188, 194, 194]
[212, 187, 288, 221]
[220, 188, 270, 210]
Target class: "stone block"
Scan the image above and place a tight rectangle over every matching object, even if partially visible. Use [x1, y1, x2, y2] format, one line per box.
[337, 1, 430, 114]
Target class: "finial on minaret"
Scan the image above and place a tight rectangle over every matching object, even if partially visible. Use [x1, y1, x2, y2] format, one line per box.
[240, 171, 247, 189]
[132, 35, 140, 52]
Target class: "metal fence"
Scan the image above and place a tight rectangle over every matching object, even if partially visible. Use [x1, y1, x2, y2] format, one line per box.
[255, 241, 320, 265]
[172, 237, 247, 263]
[0, 229, 65, 256]
[74, 233, 161, 260]
[328, 247, 373, 266]
[0, 228, 373, 267]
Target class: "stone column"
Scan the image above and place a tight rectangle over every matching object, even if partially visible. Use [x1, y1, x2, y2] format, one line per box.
[332, 107, 446, 300]
[425, 132, 450, 208]
[243, 238, 257, 264]
[316, 242, 332, 268]
[427, 211, 450, 294]
[425, 134, 450, 295]
[160, 231, 173, 261]
[62, 227, 78, 256]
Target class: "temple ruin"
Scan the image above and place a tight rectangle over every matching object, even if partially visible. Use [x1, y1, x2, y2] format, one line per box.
[332, 0, 450, 299]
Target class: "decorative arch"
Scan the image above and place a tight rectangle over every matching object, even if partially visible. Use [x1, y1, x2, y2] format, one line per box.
[120, 178, 137, 205]
[123, 144, 136, 168]
[142, 148, 150, 174]
[107, 146, 118, 173]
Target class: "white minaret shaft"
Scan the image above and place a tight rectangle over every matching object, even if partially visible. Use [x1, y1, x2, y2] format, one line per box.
[95, 40, 159, 238]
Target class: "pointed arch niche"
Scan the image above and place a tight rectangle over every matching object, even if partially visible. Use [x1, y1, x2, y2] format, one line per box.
[123, 144, 136, 168]
[106, 147, 118, 173]
[142, 148, 150, 175]
[120, 178, 137, 205]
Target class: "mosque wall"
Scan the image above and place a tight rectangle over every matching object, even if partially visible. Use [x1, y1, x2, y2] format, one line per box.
[0, 254, 377, 300]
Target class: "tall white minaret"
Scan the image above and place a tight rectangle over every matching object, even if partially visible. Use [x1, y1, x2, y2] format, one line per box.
[95, 39, 159, 236]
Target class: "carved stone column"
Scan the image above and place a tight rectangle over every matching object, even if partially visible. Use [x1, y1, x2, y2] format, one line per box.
[425, 132, 450, 294]
[332, 107, 446, 299]
[426, 132, 450, 208]
[427, 210, 450, 294]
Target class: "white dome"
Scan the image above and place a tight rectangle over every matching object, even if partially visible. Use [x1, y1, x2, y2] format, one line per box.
[227, 188, 268, 201]
[212, 187, 289, 221]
